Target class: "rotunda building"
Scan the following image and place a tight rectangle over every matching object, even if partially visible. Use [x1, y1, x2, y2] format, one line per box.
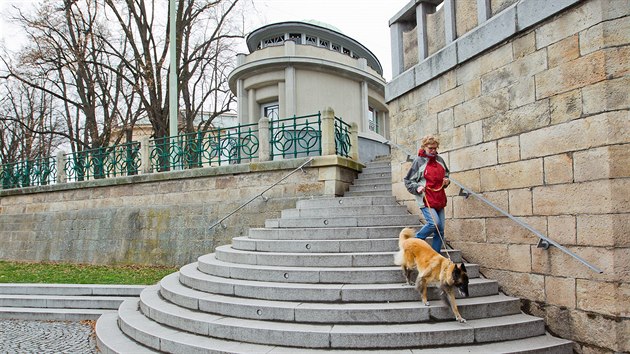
[228, 20, 390, 159]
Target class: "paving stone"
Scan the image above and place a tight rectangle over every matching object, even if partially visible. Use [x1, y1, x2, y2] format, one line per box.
[0, 319, 97, 354]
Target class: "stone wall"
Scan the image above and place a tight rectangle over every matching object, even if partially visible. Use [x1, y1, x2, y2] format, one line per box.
[0, 156, 360, 267]
[388, 0, 629, 352]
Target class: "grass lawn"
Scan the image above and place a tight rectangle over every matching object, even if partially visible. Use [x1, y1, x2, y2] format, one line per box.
[0, 261, 178, 285]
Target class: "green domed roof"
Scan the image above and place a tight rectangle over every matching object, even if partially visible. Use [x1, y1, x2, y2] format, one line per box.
[300, 19, 343, 34]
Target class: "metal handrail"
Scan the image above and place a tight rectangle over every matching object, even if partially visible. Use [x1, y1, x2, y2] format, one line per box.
[384, 140, 603, 274]
[208, 157, 314, 231]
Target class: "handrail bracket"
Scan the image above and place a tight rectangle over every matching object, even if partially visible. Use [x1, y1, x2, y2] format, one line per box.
[537, 239, 551, 250]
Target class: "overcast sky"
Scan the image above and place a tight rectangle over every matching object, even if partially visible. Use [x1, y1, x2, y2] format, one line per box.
[0, 0, 410, 80]
[247, 0, 410, 80]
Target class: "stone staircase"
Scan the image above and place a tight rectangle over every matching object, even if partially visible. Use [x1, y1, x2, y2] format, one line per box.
[95, 155, 573, 353]
[0, 283, 143, 321]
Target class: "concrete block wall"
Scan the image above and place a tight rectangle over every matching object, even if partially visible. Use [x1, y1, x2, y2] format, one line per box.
[0, 156, 361, 267]
[388, 0, 629, 352]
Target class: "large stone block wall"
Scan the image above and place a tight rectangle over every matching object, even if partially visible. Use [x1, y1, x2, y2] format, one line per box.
[0, 156, 360, 267]
[388, 0, 629, 352]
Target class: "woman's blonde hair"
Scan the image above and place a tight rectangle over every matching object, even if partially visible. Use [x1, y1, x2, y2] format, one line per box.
[421, 135, 440, 148]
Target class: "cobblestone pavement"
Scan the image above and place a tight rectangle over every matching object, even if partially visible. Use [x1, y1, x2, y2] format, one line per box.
[0, 319, 98, 354]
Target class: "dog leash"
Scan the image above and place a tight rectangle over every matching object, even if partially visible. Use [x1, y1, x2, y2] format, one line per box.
[422, 183, 453, 262]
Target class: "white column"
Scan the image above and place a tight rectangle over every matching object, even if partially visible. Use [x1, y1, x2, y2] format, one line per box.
[390, 21, 405, 76]
[415, 2, 432, 61]
[248, 88, 256, 124]
[237, 78, 247, 124]
[360, 80, 369, 133]
[444, 0, 457, 44]
[477, 0, 491, 24]
[285, 66, 296, 117]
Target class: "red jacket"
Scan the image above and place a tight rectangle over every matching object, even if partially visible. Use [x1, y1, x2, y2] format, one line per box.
[403, 149, 448, 209]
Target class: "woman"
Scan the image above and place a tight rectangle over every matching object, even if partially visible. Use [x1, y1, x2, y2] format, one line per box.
[403, 135, 450, 253]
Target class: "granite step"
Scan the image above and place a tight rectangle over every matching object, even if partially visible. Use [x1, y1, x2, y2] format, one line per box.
[0, 283, 145, 296]
[233, 235, 461, 258]
[0, 283, 144, 321]
[281, 204, 409, 218]
[100, 301, 572, 354]
[196, 254, 479, 284]
[347, 183, 392, 193]
[359, 166, 391, 174]
[96, 312, 159, 354]
[352, 176, 391, 185]
[0, 294, 129, 309]
[344, 189, 393, 197]
[295, 196, 398, 209]
[232, 235, 400, 253]
[214, 244, 462, 267]
[0, 307, 112, 321]
[247, 225, 423, 240]
[121, 295, 547, 349]
[178, 262, 492, 303]
[265, 214, 418, 228]
[156, 276, 521, 323]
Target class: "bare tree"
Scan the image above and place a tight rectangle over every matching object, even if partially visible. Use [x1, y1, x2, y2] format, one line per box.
[0, 79, 62, 163]
[1, 0, 142, 155]
[103, 0, 244, 138]
[0, 0, 246, 174]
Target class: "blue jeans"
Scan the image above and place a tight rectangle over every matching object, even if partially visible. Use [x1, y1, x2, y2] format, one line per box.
[415, 207, 445, 253]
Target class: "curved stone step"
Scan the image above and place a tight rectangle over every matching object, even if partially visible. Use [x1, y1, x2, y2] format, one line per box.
[348, 183, 393, 193]
[281, 204, 409, 218]
[196, 254, 478, 284]
[96, 312, 159, 354]
[247, 225, 420, 240]
[155, 279, 428, 323]
[295, 196, 398, 209]
[232, 235, 399, 253]
[123, 295, 546, 349]
[231, 236, 461, 259]
[215, 245, 463, 267]
[111, 299, 572, 354]
[113, 298, 572, 353]
[344, 190, 392, 197]
[360, 166, 391, 174]
[265, 214, 419, 228]
[156, 275, 520, 323]
[352, 176, 391, 185]
[117, 299, 276, 353]
[179, 262, 493, 303]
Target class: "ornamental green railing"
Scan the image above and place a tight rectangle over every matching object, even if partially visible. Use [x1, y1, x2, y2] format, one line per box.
[0, 156, 57, 189]
[269, 113, 322, 159]
[334, 116, 351, 158]
[1, 112, 356, 190]
[150, 123, 259, 172]
[64, 142, 141, 182]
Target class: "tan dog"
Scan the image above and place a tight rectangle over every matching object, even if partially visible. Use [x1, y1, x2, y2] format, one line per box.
[394, 227, 469, 323]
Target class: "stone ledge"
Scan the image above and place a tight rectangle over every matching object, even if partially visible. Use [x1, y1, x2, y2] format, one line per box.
[386, 0, 582, 102]
[0, 156, 360, 198]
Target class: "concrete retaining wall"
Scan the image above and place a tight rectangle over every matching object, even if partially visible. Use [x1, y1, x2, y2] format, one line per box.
[387, 0, 629, 352]
[0, 156, 361, 266]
